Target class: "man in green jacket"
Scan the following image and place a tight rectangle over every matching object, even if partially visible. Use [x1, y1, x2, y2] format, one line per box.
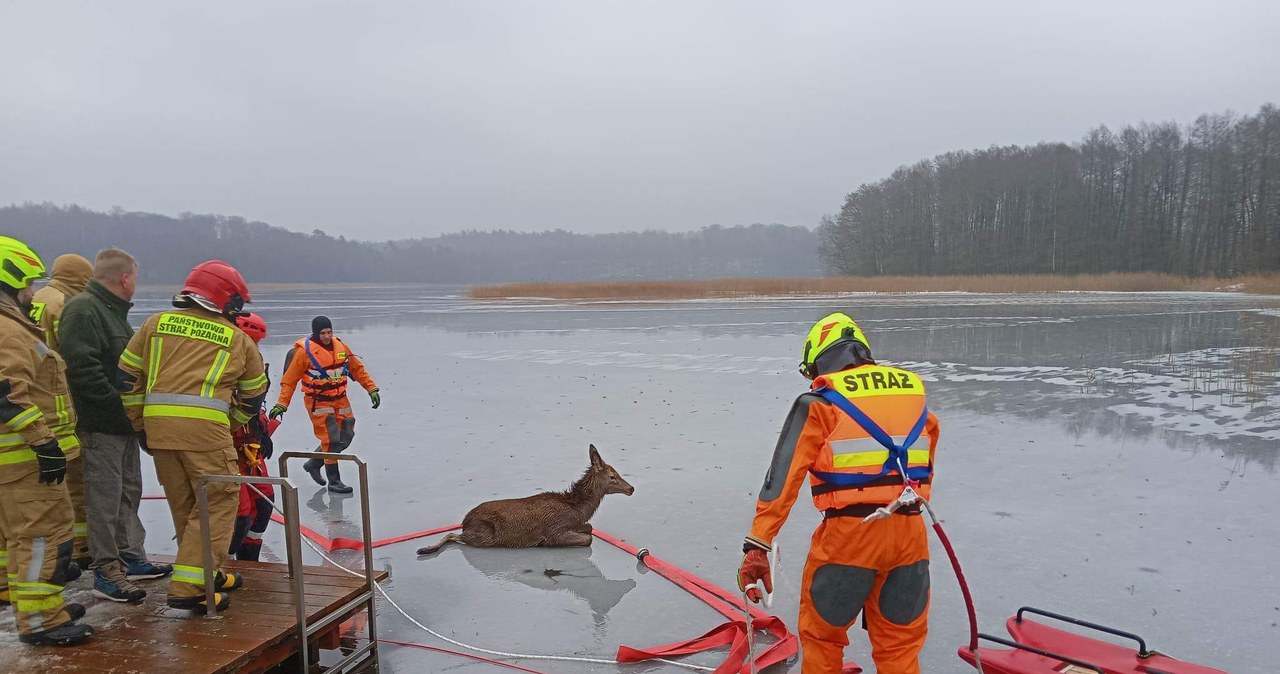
[58, 248, 170, 604]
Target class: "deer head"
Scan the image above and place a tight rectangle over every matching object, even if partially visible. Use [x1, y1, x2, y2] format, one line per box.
[590, 444, 634, 496]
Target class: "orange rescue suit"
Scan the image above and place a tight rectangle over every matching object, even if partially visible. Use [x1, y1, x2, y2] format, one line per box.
[745, 363, 940, 674]
[275, 336, 377, 465]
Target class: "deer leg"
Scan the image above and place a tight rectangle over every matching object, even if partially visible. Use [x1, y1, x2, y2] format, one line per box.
[543, 530, 594, 547]
[416, 533, 463, 555]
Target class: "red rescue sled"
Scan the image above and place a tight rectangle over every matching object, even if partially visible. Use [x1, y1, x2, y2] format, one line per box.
[921, 503, 1229, 674]
[956, 607, 1229, 674]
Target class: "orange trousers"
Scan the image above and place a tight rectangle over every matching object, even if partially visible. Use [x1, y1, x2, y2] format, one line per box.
[307, 396, 355, 465]
[799, 513, 930, 674]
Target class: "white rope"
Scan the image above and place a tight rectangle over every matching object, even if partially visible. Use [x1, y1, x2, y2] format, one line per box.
[293, 531, 714, 672]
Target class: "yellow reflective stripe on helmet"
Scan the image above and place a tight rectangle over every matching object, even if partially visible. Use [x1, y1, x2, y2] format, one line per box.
[172, 564, 205, 585]
[146, 336, 163, 393]
[119, 348, 143, 370]
[143, 405, 229, 424]
[200, 349, 230, 398]
[157, 313, 235, 349]
[4, 407, 41, 431]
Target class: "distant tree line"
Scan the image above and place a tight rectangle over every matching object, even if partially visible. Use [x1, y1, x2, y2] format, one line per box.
[1, 203, 818, 284]
[819, 104, 1280, 277]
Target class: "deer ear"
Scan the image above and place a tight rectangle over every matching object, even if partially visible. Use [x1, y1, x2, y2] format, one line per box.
[589, 444, 603, 467]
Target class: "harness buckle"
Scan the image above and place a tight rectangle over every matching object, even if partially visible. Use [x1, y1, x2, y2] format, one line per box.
[860, 485, 920, 524]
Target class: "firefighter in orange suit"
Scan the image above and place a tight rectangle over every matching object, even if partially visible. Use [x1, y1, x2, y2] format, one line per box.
[270, 316, 379, 495]
[0, 236, 94, 646]
[119, 260, 268, 613]
[738, 312, 940, 674]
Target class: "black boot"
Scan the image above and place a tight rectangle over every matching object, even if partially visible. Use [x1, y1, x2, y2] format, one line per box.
[303, 458, 326, 486]
[19, 621, 94, 646]
[325, 464, 353, 494]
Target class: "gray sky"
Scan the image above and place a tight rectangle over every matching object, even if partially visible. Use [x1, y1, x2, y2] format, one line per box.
[1, 1, 1276, 241]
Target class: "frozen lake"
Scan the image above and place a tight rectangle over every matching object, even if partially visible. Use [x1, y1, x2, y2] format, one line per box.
[39, 288, 1280, 672]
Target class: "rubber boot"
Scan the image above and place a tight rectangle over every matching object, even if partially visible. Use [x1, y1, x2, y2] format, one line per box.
[325, 464, 353, 494]
[19, 621, 94, 647]
[303, 457, 326, 486]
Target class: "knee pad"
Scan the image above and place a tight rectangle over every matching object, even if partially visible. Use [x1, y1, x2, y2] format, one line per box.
[809, 563, 877, 627]
[879, 559, 930, 625]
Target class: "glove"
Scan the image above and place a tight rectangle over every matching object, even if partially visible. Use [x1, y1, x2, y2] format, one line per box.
[34, 440, 67, 485]
[247, 414, 274, 459]
[269, 404, 287, 420]
[737, 549, 772, 603]
[259, 430, 274, 459]
[369, 389, 381, 410]
[137, 431, 152, 456]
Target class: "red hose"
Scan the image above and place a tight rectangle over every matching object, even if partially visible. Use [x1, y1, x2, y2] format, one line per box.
[931, 520, 979, 652]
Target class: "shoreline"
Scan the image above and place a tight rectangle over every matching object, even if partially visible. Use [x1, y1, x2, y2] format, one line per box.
[467, 273, 1280, 301]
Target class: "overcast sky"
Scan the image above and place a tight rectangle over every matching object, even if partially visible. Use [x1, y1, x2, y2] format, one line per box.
[1, 1, 1276, 241]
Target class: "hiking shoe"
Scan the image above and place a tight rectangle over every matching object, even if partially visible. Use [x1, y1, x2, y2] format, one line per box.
[19, 622, 94, 646]
[215, 571, 243, 592]
[63, 603, 86, 621]
[92, 561, 146, 603]
[124, 558, 173, 581]
[167, 592, 230, 613]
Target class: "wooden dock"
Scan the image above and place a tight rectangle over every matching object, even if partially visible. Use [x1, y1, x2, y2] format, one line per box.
[30, 558, 386, 674]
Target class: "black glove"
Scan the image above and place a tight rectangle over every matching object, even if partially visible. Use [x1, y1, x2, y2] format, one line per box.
[34, 440, 67, 485]
[258, 426, 274, 460]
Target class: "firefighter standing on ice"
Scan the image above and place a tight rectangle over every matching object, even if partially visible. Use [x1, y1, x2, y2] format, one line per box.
[119, 260, 268, 613]
[0, 236, 94, 646]
[738, 312, 940, 674]
[270, 316, 380, 494]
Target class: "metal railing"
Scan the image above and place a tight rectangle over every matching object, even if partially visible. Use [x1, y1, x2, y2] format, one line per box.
[195, 451, 378, 674]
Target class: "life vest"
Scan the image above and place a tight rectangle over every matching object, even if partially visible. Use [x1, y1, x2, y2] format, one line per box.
[807, 364, 934, 509]
[295, 336, 353, 401]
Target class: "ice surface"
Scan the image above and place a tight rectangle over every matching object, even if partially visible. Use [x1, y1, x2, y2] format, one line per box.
[6, 288, 1275, 672]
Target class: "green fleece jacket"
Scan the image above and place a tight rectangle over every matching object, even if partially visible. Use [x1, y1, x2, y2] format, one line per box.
[58, 279, 136, 435]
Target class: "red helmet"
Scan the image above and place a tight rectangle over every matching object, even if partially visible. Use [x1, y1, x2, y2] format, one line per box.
[177, 260, 251, 316]
[235, 312, 268, 344]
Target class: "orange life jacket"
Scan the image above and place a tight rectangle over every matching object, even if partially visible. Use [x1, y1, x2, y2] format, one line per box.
[295, 336, 354, 401]
[807, 364, 934, 509]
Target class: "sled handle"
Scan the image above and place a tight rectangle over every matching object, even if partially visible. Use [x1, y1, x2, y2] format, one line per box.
[1016, 606, 1151, 657]
[978, 633, 1105, 673]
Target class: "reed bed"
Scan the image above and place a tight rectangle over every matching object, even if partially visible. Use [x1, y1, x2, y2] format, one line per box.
[468, 273, 1280, 300]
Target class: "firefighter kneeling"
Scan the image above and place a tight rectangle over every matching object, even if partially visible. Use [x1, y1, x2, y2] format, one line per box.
[738, 312, 941, 674]
[119, 261, 268, 613]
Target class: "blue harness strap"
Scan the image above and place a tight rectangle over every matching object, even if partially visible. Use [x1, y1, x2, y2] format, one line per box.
[811, 387, 931, 486]
[304, 337, 349, 381]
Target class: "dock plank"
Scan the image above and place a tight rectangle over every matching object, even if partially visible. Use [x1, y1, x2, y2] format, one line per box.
[23, 558, 387, 674]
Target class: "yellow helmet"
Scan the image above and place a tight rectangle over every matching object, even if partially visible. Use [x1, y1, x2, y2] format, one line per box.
[0, 236, 47, 290]
[800, 311, 870, 378]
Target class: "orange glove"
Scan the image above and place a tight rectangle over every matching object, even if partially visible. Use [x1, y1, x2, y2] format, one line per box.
[737, 549, 772, 603]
